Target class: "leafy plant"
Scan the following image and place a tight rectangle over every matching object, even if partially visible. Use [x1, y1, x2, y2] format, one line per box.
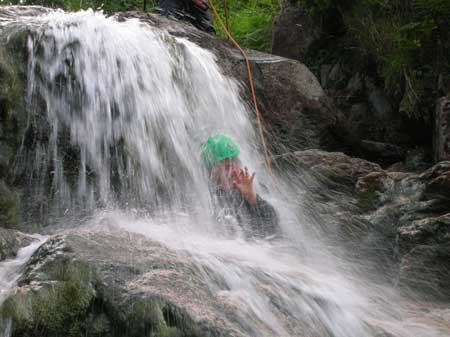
[299, 0, 450, 120]
[212, 0, 279, 52]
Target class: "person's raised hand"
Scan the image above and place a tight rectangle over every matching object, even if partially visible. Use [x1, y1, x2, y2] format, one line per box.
[231, 167, 257, 206]
[192, 0, 208, 9]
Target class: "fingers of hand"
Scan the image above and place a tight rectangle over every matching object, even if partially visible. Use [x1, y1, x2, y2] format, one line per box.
[231, 169, 241, 185]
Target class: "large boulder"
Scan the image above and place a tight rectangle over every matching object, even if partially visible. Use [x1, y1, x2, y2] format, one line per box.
[2, 230, 242, 337]
[271, 0, 320, 61]
[256, 61, 340, 151]
[280, 149, 382, 189]
[0, 227, 384, 337]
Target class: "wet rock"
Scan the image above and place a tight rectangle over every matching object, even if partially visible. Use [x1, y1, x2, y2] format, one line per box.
[345, 73, 363, 96]
[327, 62, 347, 89]
[271, 0, 320, 61]
[280, 148, 450, 297]
[256, 61, 340, 151]
[0, 181, 20, 229]
[434, 97, 450, 162]
[367, 87, 393, 118]
[398, 213, 450, 250]
[355, 171, 391, 211]
[282, 149, 382, 189]
[0, 228, 35, 261]
[420, 161, 450, 201]
[320, 64, 332, 88]
[388, 148, 433, 173]
[398, 244, 450, 300]
[360, 140, 407, 165]
[0, 24, 27, 231]
[1, 230, 240, 337]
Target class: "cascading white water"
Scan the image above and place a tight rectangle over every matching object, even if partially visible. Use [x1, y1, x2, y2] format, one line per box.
[1, 6, 450, 337]
[0, 237, 47, 337]
[20, 8, 263, 226]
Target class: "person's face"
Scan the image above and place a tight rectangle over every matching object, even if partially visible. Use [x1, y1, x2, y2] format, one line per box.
[210, 157, 241, 191]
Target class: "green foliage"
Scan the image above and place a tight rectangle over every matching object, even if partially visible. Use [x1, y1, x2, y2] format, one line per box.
[300, 0, 450, 120]
[415, 0, 450, 18]
[2, 0, 277, 52]
[212, 0, 279, 52]
[1, 260, 105, 337]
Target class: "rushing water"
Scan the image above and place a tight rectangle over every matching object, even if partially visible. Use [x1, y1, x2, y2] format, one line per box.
[0, 237, 47, 337]
[1, 6, 449, 337]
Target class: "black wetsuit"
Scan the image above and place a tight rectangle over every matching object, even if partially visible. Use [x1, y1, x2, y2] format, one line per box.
[157, 0, 215, 33]
[213, 189, 280, 239]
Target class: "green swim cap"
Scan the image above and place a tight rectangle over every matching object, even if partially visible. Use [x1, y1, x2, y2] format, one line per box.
[201, 134, 240, 167]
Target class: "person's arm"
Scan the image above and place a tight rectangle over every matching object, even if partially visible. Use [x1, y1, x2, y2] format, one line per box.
[232, 167, 280, 238]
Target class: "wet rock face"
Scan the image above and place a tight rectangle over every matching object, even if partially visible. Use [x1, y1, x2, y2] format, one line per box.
[434, 97, 450, 162]
[0, 228, 35, 261]
[282, 149, 382, 189]
[0, 31, 28, 230]
[256, 61, 340, 151]
[421, 162, 450, 201]
[2, 230, 235, 337]
[283, 149, 450, 299]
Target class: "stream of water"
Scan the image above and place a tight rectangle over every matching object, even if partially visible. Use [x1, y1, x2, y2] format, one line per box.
[0, 237, 46, 337]
[1, 6, 449, 336]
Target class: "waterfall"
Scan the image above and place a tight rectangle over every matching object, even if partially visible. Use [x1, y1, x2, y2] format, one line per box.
[16, 9, 263, 227]
[0, 6, 449, 337]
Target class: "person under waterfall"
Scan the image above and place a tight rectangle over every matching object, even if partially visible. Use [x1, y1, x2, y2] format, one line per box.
[157, 0, 215, 33]
[201, 134, 279, 239]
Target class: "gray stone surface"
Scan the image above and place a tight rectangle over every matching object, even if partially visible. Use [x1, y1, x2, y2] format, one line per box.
[271, 0, 319, 61]
[0, 228, 35, 261]
[278, 149, 450, 299]
[3, 229, 246, 337]
[434, 97, 450, 162]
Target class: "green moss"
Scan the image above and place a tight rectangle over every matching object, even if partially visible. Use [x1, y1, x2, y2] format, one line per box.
[0, 49, 23, 117]
[1, 253, 203, 337]
[357, 184, 379, 212]
[1, 259, 102, 337]
[123, 300, 201, 337]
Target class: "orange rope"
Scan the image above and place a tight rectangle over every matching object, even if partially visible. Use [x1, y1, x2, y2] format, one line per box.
[223, 0, 229, 36]
[208, 0, 273, 175]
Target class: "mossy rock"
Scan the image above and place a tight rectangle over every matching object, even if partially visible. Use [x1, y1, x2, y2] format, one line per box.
[0, 249, 206, 337]
[356, 187, 380, 213]
[0, 29, 28, 230]
[0, 180, 20, 228]
[355, 172, 388, 212]
[1, 258, 103, 337]
[0, 228, 34, 260]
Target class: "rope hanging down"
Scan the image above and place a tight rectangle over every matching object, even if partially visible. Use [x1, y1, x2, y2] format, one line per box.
[208, 0, 273, 175]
